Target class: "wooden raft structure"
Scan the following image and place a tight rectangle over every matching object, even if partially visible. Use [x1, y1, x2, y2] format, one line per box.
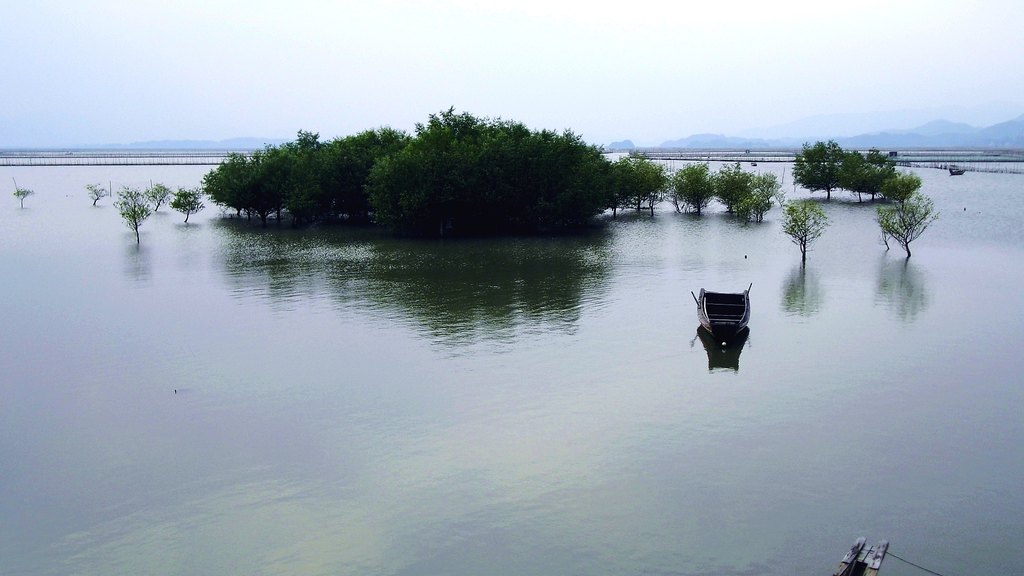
[833, 538, 889, 576]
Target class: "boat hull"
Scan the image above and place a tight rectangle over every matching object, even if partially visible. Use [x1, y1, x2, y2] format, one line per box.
[695, 287, 751, 343]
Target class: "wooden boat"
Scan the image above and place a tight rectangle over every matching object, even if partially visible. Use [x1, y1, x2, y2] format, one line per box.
[833, 537, 889, 576]
[949, 166, 965, 175]
[691, 284, 751, 342]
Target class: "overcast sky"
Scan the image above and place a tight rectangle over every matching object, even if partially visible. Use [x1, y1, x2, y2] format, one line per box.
[2, 0, 1022, 147]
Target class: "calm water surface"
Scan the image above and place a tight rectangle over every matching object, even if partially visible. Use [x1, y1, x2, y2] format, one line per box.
[1, 163, 1023, 576]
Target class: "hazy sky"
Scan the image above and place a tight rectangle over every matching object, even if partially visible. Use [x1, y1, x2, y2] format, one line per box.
[3, 0, 1022, 147]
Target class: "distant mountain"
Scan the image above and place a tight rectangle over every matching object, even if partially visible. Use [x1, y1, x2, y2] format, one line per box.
[651, 114, 1024, 149]
[837, 114, 1024, 148]
[738, 102, 1023, 141]
[659, 133, 779, 149]
[606, 139, 636, 150]
[896, 119, 978, 137]
[970, 114, 1024, 146]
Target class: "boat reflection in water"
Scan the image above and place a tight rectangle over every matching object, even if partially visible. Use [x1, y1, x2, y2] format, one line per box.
[693, 326, 749, 372]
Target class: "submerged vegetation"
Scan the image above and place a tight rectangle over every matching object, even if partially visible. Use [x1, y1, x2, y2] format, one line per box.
[782, 200, 830, 264]
[86, 183, 109, 206]
[12, 178, 34, 208]
[198, 109, 799, 236]
[203, 110, 618, 236]
[7, 112, 940, 258]
[170, 187, 205, 223]
[114, 186, 153, 244]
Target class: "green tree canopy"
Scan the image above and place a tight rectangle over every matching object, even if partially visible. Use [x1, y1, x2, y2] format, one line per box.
[86, 183, 109, 206]
[612, 156, 668, 216]
[203, 147, 290, 227]
[839, 148, 896, 202]
[145, 182, 173, 211]
[170, 187, 205, 223]
[880, 171, 922, 204]
[318, 128, 410, 223]
[669, 163, 715, 215]
[782, 200, 829, 264]
[12, 179, 34, 208]
[877, 191, 938, 258]
[115, 186, 153, 243]
[714, 162, 754, 214]
[367, 109, 611, 236]
[793, 140, 845, 200]
[737, 172, 782, 223]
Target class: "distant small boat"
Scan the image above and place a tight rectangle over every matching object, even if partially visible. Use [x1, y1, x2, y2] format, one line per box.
[949, 167, 965, 176]
[750, 161, 757, 166]
[691, 284, 751, 342]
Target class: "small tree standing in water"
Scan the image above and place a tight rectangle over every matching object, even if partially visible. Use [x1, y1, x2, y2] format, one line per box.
[880, 171, 922, 204]
[145, 182, 173, 211]
[12, 178, 34, 208]
[115, 186, 153, 244]
[669, 162, 715, 215]
[782, 200, 829, 265]
[877, 192, 938, 258]
[737, 172, 782, 223]
[86, 183, 109, 206]
[170, 186, 205, 223]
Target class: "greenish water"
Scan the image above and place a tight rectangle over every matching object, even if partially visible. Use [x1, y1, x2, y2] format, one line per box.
[2, 163, 1023, 576]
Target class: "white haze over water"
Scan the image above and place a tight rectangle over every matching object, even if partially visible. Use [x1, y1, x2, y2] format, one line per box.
[2, 0, 1023, 147]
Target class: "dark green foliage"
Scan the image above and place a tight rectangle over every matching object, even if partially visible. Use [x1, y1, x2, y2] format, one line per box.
[669, 163, 715, 215]
[203, 129, 410, 227]
[170, 187, 205, 223]
[793, 140, 845, 200]
[319, 128, 410, 223]
[203, 111, 613, 235]
[839, 148, 896, 202]
[367, 109, 612, 235]
[880, 171, 922, 204]
[736, 173, 782, 223]
[714, 163, 754, 214]
[610, 156, 668, 216]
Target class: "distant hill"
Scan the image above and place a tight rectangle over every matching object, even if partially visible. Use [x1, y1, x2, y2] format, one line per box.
[652, 114, 1024, 149]
[606, 140, 636, 150]
[660, 133, 778, 149]
[838, 114, 1024, 148]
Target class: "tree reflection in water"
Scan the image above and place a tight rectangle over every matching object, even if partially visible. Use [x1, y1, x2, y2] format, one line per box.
[213, 221, 612, 346]
[876, 256, 930, 322]
[781, 264, 822, 317]
[361, 236, 611, 346]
